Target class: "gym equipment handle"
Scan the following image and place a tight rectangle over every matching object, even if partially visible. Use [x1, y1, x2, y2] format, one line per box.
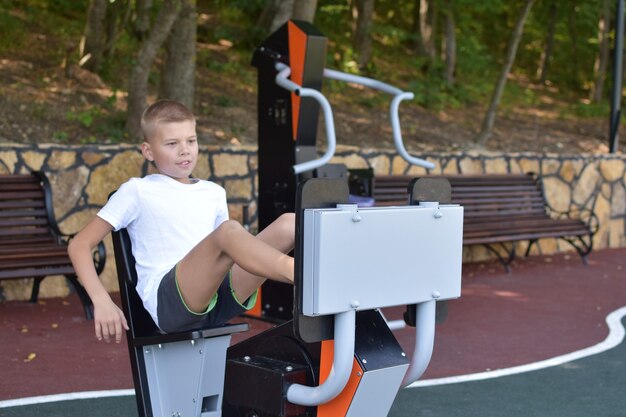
[275, 63, 337, 175]
[402, 300, 436, 386]
[323, 69, 435, 170]
[286, 309, 356, 406]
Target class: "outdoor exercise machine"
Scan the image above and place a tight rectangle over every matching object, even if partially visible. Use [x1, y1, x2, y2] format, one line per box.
[111, 19, 463, 417]
[252, 20, 435, 321]
[112, 176, 463, 417]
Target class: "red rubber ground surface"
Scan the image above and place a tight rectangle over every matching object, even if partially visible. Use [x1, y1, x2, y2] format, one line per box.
[1, 248, 624, 400]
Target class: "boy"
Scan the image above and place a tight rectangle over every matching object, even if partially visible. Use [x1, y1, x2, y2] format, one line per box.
[68, 99, 295, 343]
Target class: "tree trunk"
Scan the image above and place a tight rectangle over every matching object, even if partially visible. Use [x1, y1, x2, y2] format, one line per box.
[292, 0, 318, 23]
[475, 0, 536, 147]
[590, 0, 612, 102]
[134, 0, 153, 41]
[568, 1, 580, 78]
[103, 0, 131, 58]
[258, 0, 295, 33]
[536, 1, 558, 83]
[413, 0, 435, 60]
[126, 0, 181, 140]
[160, 0, 197, 109]
[443, 0, 456, 86]
[80, 0, 108, 72]
[353, 0, 375, 70]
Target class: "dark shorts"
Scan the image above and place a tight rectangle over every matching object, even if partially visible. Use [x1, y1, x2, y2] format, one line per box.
[156, 265, 257, 333]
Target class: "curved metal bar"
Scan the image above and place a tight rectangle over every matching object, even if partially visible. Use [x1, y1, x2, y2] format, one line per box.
[286, 309, 356, 406]
[325, 69, 435, 170]
[275, 63, 337, 175]
[390, 93, 435, 169]
[323, 68, 403, 95]
[402, 300, 436, 386]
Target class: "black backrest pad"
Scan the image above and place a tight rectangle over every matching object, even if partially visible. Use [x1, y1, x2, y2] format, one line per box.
[111, 228, 161, 338]
[294, 178, 349, 343]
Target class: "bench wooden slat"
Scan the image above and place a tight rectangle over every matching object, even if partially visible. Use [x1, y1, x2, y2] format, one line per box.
[0, 236, 58, 246]
[464, 208, 547, 218]
[0, 200, 46, 210]
[465, 222, 588, 238]
[0, 181, 42, 190]
[0, 219, 49, 228]
[0, 266, 75, 280]
[0, 191, 45, 200]
[0, 209, 48, 218]
[0, 253, 71, 270]
[0, 227, 52, 237]
[464, 229, 589, 245]
[0, 248, 69, 261]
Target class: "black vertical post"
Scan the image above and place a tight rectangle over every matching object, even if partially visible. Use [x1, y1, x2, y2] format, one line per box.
[610, 0, 625, 153]
[251, 21, 327, 321]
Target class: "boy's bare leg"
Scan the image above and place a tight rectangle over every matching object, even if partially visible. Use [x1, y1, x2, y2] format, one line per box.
[176, 213, 295, 313]
[230, 213, 295, 302]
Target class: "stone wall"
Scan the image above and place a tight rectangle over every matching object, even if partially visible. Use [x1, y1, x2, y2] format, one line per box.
[1, 143, 625, 301]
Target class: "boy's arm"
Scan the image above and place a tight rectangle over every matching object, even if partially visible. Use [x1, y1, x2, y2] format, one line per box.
[68, 217, 129, 343]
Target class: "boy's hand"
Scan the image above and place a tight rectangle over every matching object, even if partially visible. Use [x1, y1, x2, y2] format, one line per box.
[93, 298, 129, 343]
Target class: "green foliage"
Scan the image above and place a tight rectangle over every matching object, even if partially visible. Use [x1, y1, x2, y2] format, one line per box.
[0, 0, 618, 145]
[568, 100, 612, 119]
[216, 95, 236, 108]
[0, 6, 25, 53]
[66, 108, 101, 128]
[52, 131, 69, 142]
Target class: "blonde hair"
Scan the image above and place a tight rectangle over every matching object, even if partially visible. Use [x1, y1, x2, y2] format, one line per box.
[140, 100, 195, 141]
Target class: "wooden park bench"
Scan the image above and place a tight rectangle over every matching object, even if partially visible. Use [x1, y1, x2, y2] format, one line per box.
[0, 172, 105, 318]
[349, 171, 598, 272]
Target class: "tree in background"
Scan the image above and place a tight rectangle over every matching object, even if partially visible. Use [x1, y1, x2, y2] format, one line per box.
[126, 0, 182, 139]
[475, 0, 536, 147]
[79, 0, 199, 140]
[33, 0, 617, 147]
[443, 0, 456, 86]
[352, 0, 375, 70]
[79, 0, 131, 72]
[258, 0, 318, 34]
[258, 0, 295, 33]
[589, 0, 612, 103]
[413, 0, 436, 61]
[293, 0, 318, 22]
[160, 0, 197, 109]
[79, 0, 108, 72]
[535, 0, 557, 84]
[134, 0, 153, 40]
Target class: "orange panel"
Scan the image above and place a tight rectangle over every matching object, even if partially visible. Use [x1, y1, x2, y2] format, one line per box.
[288, 20, 308, 141]
[317, 340, 363, 417]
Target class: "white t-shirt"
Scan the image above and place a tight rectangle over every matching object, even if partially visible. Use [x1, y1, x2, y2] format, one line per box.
[98, 174, 229, 325]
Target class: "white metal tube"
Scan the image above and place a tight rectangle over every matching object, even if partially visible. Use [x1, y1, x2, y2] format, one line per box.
[325, 68, 435, 170]
[275, 63, 338, 175]
[402, 300, 436, 387]
[286, 309, 356, 406]
[275, 64, 300, 92]
[390, 93, 435, 169]
[323, 68, 403, 95]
